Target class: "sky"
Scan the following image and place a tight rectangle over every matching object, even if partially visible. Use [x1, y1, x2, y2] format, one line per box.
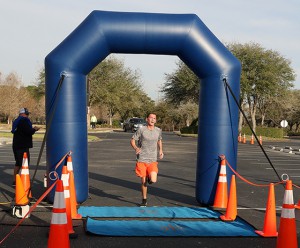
[0, 0, 299, 100]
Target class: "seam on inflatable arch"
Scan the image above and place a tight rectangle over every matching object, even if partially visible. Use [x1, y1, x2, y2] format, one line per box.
[87, 10, 110, 61]
[178, 14, 199, 56]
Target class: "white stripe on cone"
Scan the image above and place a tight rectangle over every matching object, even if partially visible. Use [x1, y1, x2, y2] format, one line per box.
[218, 176, 227, 183]
[281, 187, 295, 219]
[281, 208, 295, 219]
[53, 191, 66, 209]
[51, 188, 68, 225]
[51, 212, 67, 225]
[64, 190, 70, 199]
[22, 158, 28, 167]
[67, 159, 73, 171]
[61, 173, 70, 198]
[220, 165, 226, 174]
[20, 157, 29, 175]
[20, 169, 29, 175]
[283, 190, 294, 205]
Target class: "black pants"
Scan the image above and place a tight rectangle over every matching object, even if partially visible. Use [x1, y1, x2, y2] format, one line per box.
[13, 148, 30, 167]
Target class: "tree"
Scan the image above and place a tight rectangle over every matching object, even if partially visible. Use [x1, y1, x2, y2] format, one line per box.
[30, 68, 46, 100]
[153, 101, 180, 131]
[89, 56, 154, 126]
[162, 60, 200, 105]
[0, 72, 28, 124]
[20, 68, 46, 123]
[177, 101, 198, 127]
[270, 90, 300, 132]
[227, 42, 296, 132]
[0, 69, 47, 124]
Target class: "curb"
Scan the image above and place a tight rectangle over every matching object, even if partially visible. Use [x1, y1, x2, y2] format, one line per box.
[0, 138, 11, 146]
[268, 145, 300, 155]
[0, 128, 119, 146]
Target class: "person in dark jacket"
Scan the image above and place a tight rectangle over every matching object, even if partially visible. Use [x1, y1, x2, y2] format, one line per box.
[11, 108, 40, 186]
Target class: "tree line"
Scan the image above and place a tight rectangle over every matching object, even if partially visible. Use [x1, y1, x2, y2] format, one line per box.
[0, 71, 45, 124]
[0, 42, 298, 133]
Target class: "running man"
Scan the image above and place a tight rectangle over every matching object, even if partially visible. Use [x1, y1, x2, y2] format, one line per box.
[130, 113, 164, 207]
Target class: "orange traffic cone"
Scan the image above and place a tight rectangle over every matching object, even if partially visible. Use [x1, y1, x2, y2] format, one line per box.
[15, 174, 30, 206]
[212, 155, 228, 210]
[61, 165, 77, 237]
[220, 175, 237, 222]
[238, 133, 242, 143]
[259, 135, 262, 145]
[242, 134, 246, 144]
[67, 155, 82, 219]
[48, 180, 70, 248]
[20, 152, 32, 198]
[250, 134, 254, 145]
[255, 183, 278, 237]
[276, 180, 298, 248]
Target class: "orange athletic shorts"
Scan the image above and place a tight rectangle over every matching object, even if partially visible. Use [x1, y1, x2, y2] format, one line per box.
[135, 162, 158, 178]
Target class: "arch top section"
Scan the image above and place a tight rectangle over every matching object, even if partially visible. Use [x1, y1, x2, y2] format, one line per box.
[45, 10, 240, 78]
[45, 10, 241, 204]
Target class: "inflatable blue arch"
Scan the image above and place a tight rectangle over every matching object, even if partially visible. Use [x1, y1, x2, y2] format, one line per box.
[45, 11, 241, 204]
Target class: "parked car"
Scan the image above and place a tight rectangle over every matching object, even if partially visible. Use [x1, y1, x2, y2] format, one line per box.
[123, 117, 147, 132]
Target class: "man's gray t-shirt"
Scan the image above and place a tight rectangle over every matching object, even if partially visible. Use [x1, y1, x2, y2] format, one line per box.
[132, 126, 162, 163]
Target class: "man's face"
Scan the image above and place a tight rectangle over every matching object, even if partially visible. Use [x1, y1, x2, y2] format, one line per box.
[147, 114, 157, 126]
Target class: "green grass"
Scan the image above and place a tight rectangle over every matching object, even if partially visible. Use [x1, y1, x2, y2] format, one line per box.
[241, 134, 286, 141]
[177, 133, 287, 141]
[179, 133, 198, 138]
[0, 132, 13, 138]
[0, 132, 100, 142]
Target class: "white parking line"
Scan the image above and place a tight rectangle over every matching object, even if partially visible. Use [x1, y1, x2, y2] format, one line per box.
[254, 163, 300, 166]
[238, 159, 300, 162]
[237, 207, 282, 210]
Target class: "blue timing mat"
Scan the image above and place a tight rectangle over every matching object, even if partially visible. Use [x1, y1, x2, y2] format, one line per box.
[80, 207, 257, 237]
[86, 218, 258, 237]
[78, 206, 220, 218]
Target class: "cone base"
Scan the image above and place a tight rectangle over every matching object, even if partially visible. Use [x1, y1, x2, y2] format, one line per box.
[11, 205, 31, 218]
[220, 215, 236, 222]
[255, 230, 278, 237]
[210, 206, 227, 211]
[71, 213, 82, 219]
[69, 233, 78, 239]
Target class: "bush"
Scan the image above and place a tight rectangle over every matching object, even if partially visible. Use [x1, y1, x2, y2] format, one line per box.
[112, 119, 122, 127]
[241, 126, 286, 138]
[287, 131, 300, 137]
[180, 126, 198, 134]
[180, 125, 287, 138]
[180, 118, 198, 134]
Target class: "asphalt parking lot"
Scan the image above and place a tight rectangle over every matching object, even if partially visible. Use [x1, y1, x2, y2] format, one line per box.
[0, 131, 300, 247]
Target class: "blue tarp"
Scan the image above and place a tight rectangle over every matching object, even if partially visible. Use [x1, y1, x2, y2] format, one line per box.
[80, 206, 257, 237]
[86, 218, 258, 237]
[78, 206, 220, 218]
